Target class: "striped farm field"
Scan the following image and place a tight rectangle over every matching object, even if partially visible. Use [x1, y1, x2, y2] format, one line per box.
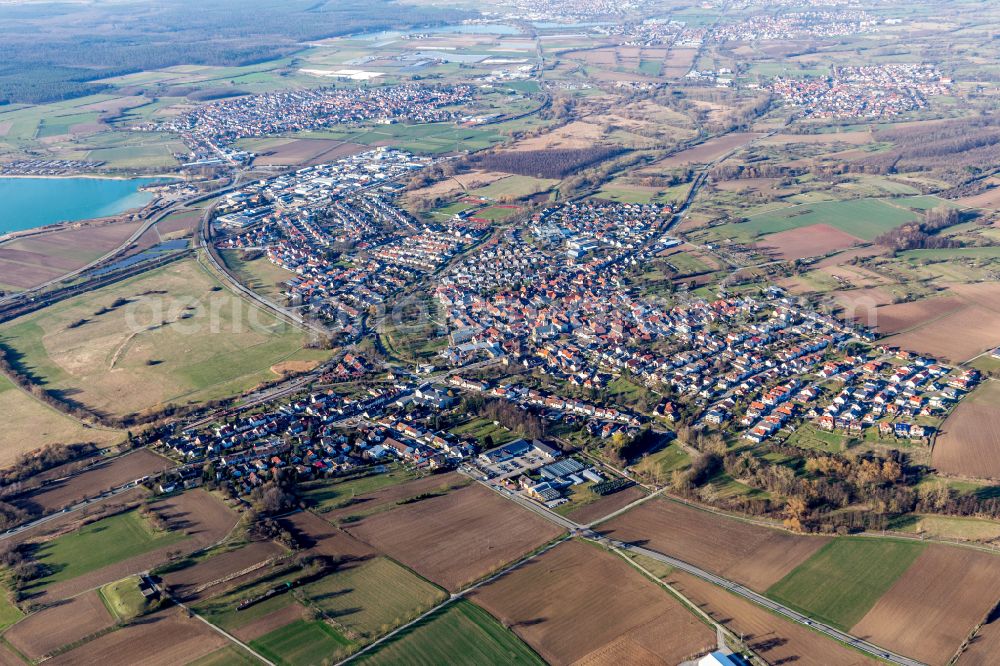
[766, 538, 925, 630]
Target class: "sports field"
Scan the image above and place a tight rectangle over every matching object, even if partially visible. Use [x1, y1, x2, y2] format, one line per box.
[766, 538, 925, 629]
[0, 258, 327, 417]
[356, 600, 544, 666]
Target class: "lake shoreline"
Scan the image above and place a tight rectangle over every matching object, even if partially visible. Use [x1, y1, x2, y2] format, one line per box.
[0, 176, 164, 237]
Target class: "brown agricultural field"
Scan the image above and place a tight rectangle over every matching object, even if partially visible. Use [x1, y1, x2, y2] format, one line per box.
[663, 48, 698, 78]
[851, 545, 1000, 665]
[162, 540, 286, 601]
[471, 540, 715, 665]
[0, 220, 143, 290]
[832, 287, 896, 328]
[756, 223, 861, 260]
[598, 499, 828, 590]
[506, 120, 607, 151]
[758, 131, 874, 146]
[958, 178, 1000, 211]
[884, 299, 1000, 364]
[232, 603, 307, 643]
[323, 471, 469, 522]
[963, 612, 1000, 665]
[403, 170, 509, 204]
[252, 139, 366, 166]
[650, 133, 763, 167]
[37, 489, 239, 603]
[667, 572, 877, 666]
[15, 449, 172, 514]
[932, 381, 1000, 481]
[279, 509, 376, 562]
[46, 608, 227, 666]
[564, 485, 646, 525]
[871, 296, 965, 335]
[4, 590, 115, 660]
[344, 484, 565, 591]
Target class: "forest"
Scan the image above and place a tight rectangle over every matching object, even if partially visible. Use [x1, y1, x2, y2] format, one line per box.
[0, 0, 472, 104]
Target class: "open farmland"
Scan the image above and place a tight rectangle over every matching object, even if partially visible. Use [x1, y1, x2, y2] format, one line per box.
[851, 545, 1000, 665]
[598, 498, 828, 589]
[755, 223, 862, 260]
[934, 381, 1000, 481]
[14, 448, 171, 514]
[302, 469, 469, 522]
[241, 138, 366, 166]
[0, 258, 324, 418]
[3, 590, 114, 660]
[278, 509, 375, 561]
[0, 220, 142, 290]
[301, 556, 446, 640]
[356, 600, 544, 666]
[250, 619, 353, 666]
[766, 538, 926, 630]
[666, 571, 877, 666]
[880, 283, 1000, 363]
[161, 540, 286, 601]
[46, 608, 228, 666]
[652, 133, 763, 167]
[470, 539, 714, 664]
[564, 485, 646, 525]
[728, 199, 921, 242]
[0, 374, 123, 466]
[33, 489, 238, 602]
[344, 484, 565, 591]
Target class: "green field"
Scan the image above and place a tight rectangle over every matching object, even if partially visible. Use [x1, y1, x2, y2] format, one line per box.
[300, 466, 419, 513]
[193, 567, 306, 632]
[356, 600, 544, 666]
[250, 619, 354, 666]
[633, 443, 690, 483]
[99, 576, 150, 621]
[0, 373, 123, 466]
[728, 198, 921, 242]
[220, 250, 294, 302]
[0, 258, 327, 417]
[0, 584, 24, 631]
[472, 175, 558, 199]
[766, 538, 925, 629]
[298, 122, 504, 155]
[302, 557, 447, 640]
[31, 510, 185, 589]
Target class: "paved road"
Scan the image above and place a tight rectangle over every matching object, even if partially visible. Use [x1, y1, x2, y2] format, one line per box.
[469, 473, 926, 666]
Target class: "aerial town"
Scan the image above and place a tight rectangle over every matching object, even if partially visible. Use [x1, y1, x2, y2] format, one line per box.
[0, 0, 999, 665]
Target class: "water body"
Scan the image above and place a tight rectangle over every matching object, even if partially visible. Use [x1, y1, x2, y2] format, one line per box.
[91, 238, 190, 277]
[0, 177, 161, 235]
[351, 22, 522, 40]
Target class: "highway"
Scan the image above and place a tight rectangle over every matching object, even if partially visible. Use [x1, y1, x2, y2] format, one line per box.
[468, 473, 926, 666]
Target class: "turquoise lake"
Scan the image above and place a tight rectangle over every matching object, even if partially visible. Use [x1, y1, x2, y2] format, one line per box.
[0, 177, 161, 235]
